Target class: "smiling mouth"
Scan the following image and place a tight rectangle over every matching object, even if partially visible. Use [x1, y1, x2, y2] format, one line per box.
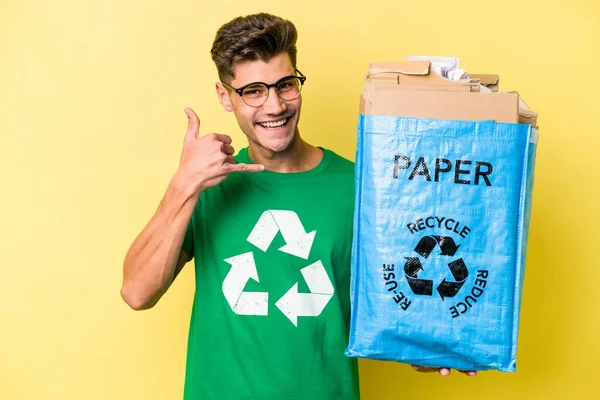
[257, 117, 289, 129]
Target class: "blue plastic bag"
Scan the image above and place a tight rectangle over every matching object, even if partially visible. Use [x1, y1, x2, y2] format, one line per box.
[345, 115, 537, 372]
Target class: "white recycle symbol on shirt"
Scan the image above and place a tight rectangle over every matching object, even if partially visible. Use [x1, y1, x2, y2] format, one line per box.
[221, 210, 334, 326]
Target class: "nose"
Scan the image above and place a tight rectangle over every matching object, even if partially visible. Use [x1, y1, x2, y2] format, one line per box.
[261, 87, 287, 115]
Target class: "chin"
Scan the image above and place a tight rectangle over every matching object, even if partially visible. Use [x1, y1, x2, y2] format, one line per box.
[259, 137, 296, 153]
[252, 125, 298, 153]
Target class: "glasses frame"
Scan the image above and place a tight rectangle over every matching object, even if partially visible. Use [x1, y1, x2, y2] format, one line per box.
[221, 70, 307, 107]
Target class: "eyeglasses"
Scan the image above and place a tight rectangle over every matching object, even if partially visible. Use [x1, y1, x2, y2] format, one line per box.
[221, 70, 307, 107]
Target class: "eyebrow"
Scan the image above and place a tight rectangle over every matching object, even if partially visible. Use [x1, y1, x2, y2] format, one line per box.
[237, 72, 297, 87]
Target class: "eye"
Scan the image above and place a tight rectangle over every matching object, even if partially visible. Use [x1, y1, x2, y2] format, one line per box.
[277, 79, 297, 92]
[243, 85, 266, 98]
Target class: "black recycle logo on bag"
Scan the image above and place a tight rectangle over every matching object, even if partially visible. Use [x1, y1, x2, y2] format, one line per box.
[382, 215, 490, 318]
[404, 236, 468, 300]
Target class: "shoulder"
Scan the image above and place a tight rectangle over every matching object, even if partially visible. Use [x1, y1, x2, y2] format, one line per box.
[322, 148, 354, 172]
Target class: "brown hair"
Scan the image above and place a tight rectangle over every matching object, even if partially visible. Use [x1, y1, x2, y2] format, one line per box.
[210, 13, 298, 83]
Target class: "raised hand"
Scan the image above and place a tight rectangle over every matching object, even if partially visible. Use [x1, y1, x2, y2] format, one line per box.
[178, 107, 264, 194]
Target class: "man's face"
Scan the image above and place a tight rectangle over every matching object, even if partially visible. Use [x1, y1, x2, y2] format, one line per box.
[216, 52, 302, 155]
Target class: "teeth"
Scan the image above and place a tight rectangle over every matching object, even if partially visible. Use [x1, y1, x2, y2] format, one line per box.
[260, 119, 287, 128]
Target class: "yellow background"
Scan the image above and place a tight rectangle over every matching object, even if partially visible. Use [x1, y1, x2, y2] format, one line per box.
[1, 0, 598, 399]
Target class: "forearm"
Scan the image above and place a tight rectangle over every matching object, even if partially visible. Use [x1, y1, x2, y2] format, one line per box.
[121, 172, 200, 310]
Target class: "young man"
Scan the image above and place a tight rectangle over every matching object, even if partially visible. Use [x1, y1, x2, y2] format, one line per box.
[122, 12, 476, 399]
[121, 13, 360, 399]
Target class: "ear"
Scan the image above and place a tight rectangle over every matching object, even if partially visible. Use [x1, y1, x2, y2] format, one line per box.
[215, 82, 233, 112]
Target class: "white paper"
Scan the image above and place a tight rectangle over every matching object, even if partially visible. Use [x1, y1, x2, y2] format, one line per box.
[407, 56, 470, 81]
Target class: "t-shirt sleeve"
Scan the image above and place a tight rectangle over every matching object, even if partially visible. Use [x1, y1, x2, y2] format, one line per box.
[181, 215, 195, 261]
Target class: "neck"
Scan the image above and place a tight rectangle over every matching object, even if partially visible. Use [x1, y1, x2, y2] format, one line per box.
[248, 131, 323, 173]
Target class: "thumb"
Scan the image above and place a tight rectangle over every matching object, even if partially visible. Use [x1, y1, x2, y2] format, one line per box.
[184, 107, 200, 141]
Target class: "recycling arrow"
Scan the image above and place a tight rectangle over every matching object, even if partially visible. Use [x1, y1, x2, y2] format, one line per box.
[275, 260, 334, 326]
[414, 235, 460, 258]
[436, 258, 468, 300]
[414, 236, 438, 258]
[447, 257, 469, 281]
[404, 257, 433, 295]
[222, 252, 268, 315]
[433, 236, 460, 256]
[247, 210, 316, 259]
[404, 257, 423, 278]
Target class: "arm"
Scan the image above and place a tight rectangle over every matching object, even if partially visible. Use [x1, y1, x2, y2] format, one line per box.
[120, 108, 264, 310]
[120, 174, 198, 310]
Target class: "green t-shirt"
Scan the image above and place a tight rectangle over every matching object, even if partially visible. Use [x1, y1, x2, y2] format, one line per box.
[181, 147, 359, 400]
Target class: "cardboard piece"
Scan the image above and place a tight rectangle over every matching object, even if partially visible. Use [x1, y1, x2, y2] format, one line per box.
[368, 61, 480, 92]
[360, 60, 523, 123]
[519, 98, 539, 129]
[471, 73, 499, 92]
[361, 89, 520, 123]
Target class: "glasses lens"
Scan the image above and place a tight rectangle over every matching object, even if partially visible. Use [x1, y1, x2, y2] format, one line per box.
[276, 77, 302, 100]
[242, 84, 269, 106]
